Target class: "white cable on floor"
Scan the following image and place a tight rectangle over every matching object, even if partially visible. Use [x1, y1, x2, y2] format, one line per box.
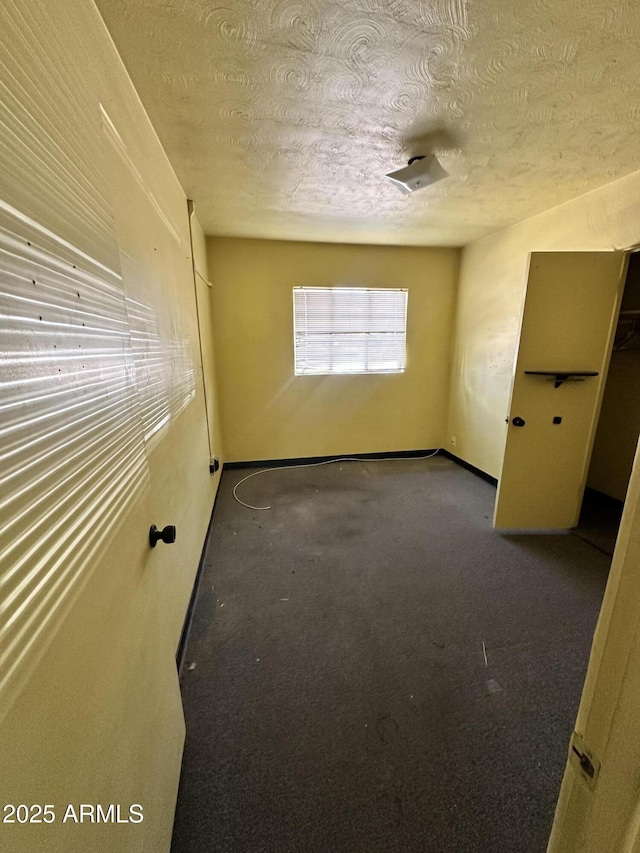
[232, 449, 442, 510]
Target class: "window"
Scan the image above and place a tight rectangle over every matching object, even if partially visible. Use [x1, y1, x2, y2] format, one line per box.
[293, 287, 408, 375]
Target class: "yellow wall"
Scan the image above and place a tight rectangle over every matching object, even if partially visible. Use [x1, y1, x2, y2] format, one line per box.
[0, 2, 220, 851]
[208, 238, 459, 462]
[448, 168, 640, 479]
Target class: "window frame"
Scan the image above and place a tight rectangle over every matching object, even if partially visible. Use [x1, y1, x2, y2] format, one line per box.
[292, 286, 408, 377]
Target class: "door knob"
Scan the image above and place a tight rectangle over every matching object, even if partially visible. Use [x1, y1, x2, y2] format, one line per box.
[149, 524, 177, 548]
[512, 417, 526, 427]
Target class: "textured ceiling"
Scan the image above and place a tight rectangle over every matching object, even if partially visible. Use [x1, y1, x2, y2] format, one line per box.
[95, 0, 640, 246]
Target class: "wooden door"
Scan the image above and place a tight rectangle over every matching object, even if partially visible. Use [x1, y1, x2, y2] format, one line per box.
[0, 2, 215, 852]
[494, 252, 627, 528]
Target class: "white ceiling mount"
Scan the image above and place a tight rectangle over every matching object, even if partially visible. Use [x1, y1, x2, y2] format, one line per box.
[384, 155, 449, 195]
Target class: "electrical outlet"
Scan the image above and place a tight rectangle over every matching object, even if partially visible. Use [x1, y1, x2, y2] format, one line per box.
[451, 435, 456, 446]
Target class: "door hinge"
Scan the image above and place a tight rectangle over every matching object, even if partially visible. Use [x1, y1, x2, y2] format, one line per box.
[572, 745, 595, 778]
[570, 732, 600, 789]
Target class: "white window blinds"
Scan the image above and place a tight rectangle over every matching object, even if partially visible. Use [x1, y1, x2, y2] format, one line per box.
[293, 287, 408, 375]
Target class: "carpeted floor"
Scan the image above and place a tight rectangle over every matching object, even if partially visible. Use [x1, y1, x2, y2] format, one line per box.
[171, 456, 611, 853]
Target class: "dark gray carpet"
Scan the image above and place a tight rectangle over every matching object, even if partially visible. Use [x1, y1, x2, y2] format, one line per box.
[171, 456, 610, 853]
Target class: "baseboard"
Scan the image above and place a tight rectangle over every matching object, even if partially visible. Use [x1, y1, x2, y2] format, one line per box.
[224, 449, 440, 469]
[440, 449, 498, 487]
[176, 485, 223, 676]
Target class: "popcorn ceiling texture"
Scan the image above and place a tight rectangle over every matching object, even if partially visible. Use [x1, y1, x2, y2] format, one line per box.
[96, 0, 640, 246]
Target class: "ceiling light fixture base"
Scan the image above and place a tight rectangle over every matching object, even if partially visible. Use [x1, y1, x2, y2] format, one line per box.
[385, 154, 448, 195]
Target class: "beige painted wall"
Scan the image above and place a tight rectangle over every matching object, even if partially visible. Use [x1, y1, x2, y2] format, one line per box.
[0, 2, 220, 851]
[448, 168, 640, 479]
[208, 238, 459, 462]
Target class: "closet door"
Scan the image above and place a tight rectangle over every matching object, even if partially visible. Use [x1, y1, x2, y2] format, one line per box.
[494, 252, 626, 529]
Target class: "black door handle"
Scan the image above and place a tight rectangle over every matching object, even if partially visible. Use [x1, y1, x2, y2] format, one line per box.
[149, 524, 177, 548]
[512, 417, 526, 427]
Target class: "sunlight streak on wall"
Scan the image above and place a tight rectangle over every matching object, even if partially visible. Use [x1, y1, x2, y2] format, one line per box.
[0, 204, 149, 716]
